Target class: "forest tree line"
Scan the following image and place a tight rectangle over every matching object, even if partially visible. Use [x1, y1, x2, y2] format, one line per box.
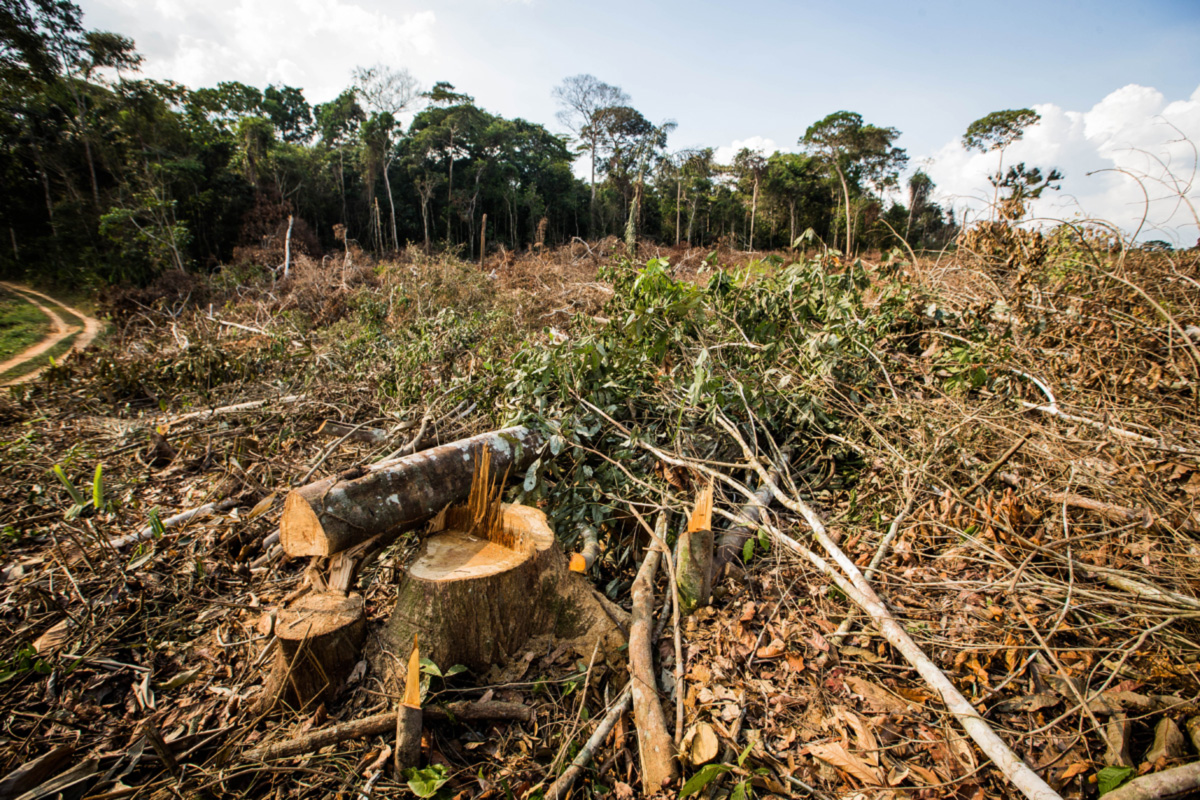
[0, 0, 967, 285]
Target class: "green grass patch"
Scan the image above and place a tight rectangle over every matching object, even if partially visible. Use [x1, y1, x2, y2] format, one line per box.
[0, 288, 50, 363]
[0, 330, 80, 383]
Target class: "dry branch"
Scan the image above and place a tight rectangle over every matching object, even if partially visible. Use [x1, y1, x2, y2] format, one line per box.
[242, 700, 534, 762]
[109, 498, 239, 551]
[629, 512, 678, 791]
[544, 682, 633, 800]
[1102, 761, 1200, 800]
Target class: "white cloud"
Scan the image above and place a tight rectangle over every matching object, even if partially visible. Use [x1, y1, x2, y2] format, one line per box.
[713, 136, 781, 165]
[94, 0, 437, 103]
[922, 83, 1200, 245]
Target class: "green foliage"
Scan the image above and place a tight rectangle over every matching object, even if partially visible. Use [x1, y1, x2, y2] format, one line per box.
[479, 254, 908, 574]
[0, 644, 52, 683]
[403, 764, 450, 798]
[963, 109, 1040, 154]
[1097, 765, 1134, 795]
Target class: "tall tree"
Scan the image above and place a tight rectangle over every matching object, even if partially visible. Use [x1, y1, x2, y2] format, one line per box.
[551, 74, 628, 230]
[352, 64, 421, 252]
[801, 111, 907, 254]
[962, 108, 1041, 212]
[733, 147, 767, 251]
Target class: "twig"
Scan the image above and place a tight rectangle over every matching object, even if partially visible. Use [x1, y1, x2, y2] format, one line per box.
[544, 682, 633, 800]
[962, 433, 1030, 497]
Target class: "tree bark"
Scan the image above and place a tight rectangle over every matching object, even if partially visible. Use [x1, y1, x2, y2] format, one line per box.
[393, 704, 422, 774]
[629, 514, 678, 791]
[1101, 761, 1200, 800]
[256, 592, 366, 715]
[675, 527, 712, 615]
[280, 427, 543, 557]
[713, 465, 782, 575]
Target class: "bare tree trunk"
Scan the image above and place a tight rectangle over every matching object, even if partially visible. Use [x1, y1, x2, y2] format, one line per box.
[789, 200, 796, 249]
[749, 177, 759, 252]
[835, 165, 853, 254]
[383, 156, 399, 252]
[282, 214, 294, 279]
[479, 212, 487, 268]
[624, 180, 641, 257]
[675, 178, 682, 246]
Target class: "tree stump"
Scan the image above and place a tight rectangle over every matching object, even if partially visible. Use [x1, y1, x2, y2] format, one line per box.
[257, 592, 366, 714]
[372, 504, 626, 684]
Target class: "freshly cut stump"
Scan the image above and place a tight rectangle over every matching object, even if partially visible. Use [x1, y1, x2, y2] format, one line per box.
[257, 592, 365, 714]
[373, 504, 627, 683]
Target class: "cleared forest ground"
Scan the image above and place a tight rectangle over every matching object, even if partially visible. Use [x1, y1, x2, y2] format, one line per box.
[1, 236, 1199, 800]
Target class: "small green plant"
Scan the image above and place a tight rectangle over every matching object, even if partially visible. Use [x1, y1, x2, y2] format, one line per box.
[0, 644, 52, 683]
[679, 742, 765, 799]
[403, 764, 450, 799]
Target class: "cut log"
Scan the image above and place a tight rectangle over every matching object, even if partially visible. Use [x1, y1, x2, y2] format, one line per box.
[256, 592, 365, 715]
[372, 503, 627, 685]
[676, 484, 714, 615]
[281, 426, 543, 557]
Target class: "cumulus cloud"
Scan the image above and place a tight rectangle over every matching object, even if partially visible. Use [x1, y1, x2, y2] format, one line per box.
[922, 83, 1200, 245]
[713, 136, 782, 165]
[91, 0, 437, 102]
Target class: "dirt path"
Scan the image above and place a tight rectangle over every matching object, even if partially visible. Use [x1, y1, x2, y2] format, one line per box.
[0, 282, 104, 386]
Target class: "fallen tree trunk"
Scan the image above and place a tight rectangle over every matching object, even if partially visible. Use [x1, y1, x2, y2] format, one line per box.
[281, 427, 543, 557]
[242, 700, 534, 762]
[629, 513, 678, 792]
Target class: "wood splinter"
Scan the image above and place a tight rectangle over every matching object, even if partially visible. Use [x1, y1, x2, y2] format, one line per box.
[394, 634, 423, 776]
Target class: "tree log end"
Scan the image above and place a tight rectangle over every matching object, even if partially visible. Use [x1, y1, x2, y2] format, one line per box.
[281, 489, 330, 557]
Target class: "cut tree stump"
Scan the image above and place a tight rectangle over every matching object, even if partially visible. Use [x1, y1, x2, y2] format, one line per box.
[281, 426, 542, 557]
[372, 503, 627, 684]
[257, 592, 366, 714]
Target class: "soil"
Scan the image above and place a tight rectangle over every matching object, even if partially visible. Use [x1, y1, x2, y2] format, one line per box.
[0, 283, 104, 385]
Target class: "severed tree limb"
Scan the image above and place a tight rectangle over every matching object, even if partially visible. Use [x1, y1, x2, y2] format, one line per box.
[830, 489, 915, 643]
[1102, 760, 1200, 800]
[167, 394, 306, 425]
[569, 525, 601, 573]
[628, 512, 679, 791]
[544, 682, 633, 800]
[109, 499, 239, 551]
[714, 414, 1063, 800]
[242, 700, 533, 762]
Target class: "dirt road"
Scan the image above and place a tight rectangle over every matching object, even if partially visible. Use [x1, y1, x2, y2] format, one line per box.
[0, 282, 104, 386]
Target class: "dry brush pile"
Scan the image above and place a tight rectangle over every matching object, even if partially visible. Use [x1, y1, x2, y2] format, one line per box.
[0, 229, 1198, 800]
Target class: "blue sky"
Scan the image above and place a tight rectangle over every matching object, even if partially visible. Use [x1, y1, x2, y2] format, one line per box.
[81, 0, 1200, 240]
